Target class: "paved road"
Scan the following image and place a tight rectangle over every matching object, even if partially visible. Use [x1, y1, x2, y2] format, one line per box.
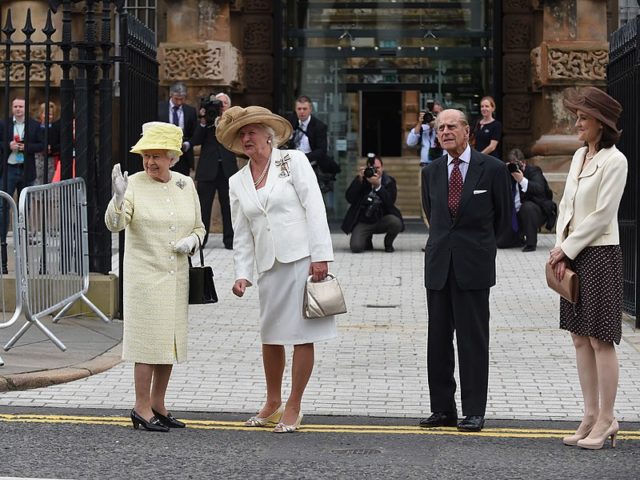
[1, 408, 639, 480]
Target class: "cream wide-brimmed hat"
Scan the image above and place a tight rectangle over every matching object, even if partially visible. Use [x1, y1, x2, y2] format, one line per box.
[130, 121, 184, 156]
[563, 87, 622, 134]
[215, 106, 293, 155]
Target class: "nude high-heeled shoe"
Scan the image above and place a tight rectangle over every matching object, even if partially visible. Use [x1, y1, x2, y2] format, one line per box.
[273, 412, 303, 433]
[577, 419, 619, 450]
[244, 405, 283, 427]
[562, 422, 594, 446]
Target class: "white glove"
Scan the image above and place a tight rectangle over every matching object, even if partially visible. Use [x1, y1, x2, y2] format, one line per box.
[174, 235, 198, 254]
[111, 164, 128, 207]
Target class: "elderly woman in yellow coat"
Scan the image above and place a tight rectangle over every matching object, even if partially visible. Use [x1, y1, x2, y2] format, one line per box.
[105, 122, 205, 432]
[217, 106, 336, 433]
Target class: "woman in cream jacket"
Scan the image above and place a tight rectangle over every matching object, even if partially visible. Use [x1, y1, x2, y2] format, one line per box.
[549, 87, 627, 450]
[216, 106, 336, 433]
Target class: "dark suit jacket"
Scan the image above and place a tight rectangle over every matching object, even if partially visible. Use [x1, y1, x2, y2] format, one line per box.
[157, 100, 198, 175]
[341, 172, 404, 234]
[192, 124, 238, 181]
[422, 149, 511, 290]
[0, 117, 45, 183]
[520, 164, 556, 229]
[286, 114, 328, 170]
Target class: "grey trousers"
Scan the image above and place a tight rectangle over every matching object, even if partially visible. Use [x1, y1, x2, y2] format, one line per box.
[350, 214, 403, 253]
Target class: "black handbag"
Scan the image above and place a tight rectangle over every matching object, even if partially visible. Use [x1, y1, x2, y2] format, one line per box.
[188, 244, 218, 304]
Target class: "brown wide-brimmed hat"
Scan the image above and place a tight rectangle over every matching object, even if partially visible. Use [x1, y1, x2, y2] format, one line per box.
[563, 87, 622, 134]
[215, 106, 293, 155]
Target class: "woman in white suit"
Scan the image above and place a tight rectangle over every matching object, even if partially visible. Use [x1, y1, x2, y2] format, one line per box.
[549, 87, 627, 450]
[216, 106, 336, 433]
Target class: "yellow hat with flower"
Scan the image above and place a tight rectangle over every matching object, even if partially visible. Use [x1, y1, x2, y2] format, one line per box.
[130, 121, 184, 155]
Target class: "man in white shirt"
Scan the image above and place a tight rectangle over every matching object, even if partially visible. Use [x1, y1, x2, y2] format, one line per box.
[406, 101, 443, 166]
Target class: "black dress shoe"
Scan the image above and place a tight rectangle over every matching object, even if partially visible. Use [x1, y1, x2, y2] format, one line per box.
[384, 245, 395, 253]
[152, 408, 186, 428]
[130, 409, 170, 432]
[457, 415, 485, 432]
[419, 412, 458, 428]
[522, 245, 536, 252]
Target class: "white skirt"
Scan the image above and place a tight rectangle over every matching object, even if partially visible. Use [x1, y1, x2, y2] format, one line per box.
[257, 257, 337, 345]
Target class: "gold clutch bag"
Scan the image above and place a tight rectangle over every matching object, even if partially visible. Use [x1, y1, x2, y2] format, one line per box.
[545, 262, 579, 304]
[303, 273, 347, 319]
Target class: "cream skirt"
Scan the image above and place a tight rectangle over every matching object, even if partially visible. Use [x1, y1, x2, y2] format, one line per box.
[257, 257, 337, 345]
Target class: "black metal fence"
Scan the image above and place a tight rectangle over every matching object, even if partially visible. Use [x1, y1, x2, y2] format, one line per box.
[0, 1, 157, 283]
[609, 15, 640, 326]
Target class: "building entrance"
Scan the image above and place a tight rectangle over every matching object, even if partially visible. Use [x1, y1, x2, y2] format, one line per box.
[361, 92, 402, 157]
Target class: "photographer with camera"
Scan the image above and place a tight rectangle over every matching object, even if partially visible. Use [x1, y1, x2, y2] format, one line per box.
[191, 92, 237, 249]
[341, 153, 404, 253]
[406, 100, 443, 166]
[497, 148, 557, 252]
[157, 82, 198, 176]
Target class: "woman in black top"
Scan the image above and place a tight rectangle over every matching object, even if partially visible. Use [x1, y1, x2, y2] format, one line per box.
[473, 96, 502, 159]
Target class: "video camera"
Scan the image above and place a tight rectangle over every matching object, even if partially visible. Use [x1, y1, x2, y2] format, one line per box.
[364, 152, 379, 178]
[199, 94, 223, 127]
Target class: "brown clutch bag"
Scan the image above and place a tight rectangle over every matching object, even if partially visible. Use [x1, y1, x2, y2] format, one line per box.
[545, 262, 579, 304]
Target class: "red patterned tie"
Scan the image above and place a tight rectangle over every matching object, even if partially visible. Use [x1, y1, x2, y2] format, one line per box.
[448, 157, 463, 218]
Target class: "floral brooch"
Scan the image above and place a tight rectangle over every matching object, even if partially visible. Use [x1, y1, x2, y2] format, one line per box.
[176, 178, 186, 190]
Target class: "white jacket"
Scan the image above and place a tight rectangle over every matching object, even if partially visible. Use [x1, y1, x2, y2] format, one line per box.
[229, 148, 334, 283]
[555, 145, 628, 260]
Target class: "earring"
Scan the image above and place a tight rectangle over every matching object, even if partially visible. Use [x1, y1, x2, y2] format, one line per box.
[267, 139, 271, 144]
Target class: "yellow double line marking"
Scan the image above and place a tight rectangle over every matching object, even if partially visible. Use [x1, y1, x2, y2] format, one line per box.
[1, 413, 639, 440]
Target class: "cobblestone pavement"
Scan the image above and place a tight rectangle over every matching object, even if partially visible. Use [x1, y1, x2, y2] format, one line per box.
[1, 230, 640, 422]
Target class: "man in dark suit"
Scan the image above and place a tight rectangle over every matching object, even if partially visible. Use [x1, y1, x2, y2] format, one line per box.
[192, 93, 237, 249]
[497, 148, 557, 252]
[420, 109, 511, 432]
[157, 82, 197, 176]
[0, 97, 45, 273]
[286, 95, 328, 170]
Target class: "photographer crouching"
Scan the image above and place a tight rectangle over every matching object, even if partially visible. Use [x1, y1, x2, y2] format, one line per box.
[341, 153, 404, 253]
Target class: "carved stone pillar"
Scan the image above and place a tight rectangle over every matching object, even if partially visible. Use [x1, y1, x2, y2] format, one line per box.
[158, 0, 241, 103]
[529, 0, 610, 199]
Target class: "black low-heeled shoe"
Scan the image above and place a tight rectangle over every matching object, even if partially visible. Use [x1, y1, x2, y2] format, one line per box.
[152, 408, 186, 428]
[130, 409, 170, 432]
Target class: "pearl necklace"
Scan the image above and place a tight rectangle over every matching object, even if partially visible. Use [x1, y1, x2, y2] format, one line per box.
[252, 160, 270, 187]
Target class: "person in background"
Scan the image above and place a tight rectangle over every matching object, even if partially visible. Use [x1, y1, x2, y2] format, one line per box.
[420, 108, 510, 433]
[0, 97, 44, 274]
[105, 122, 205, 432]
[549, 87, 627, 450]
[217, 106, 336, 434]
[157, 82, 198, 176]
[34, 101, 59, 185]
[406, 100, 443, 166]
[497, 148, 557, 252]
[192, 92, 237, 249]
[472, 96, 502, 159]
[341, 153, 404, 253]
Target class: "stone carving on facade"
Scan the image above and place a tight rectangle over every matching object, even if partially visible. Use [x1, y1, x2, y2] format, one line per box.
[504, 16, 531, 51]
[531, 41, 608, 88]
[504, 56, 530, 93]
[159, 41, 241, 86]
[502, 0, 530, 14]
[244, 57, 272, 91]
[244, 0, 272, 12]
[0, 48, 48, 82]
[503, 95, 531, 131]
[242, 19, 272, 52]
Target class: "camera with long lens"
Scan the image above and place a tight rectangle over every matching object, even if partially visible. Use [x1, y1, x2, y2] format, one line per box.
[364, 152, 379, 178]
[200, 94, 223, 127]
[507, 162, 520, 173]
[422, 111, 435, 124]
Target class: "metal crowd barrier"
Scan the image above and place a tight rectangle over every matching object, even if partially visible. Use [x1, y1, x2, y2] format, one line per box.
[0, 191, 23, 367]
[0, 178, 110, 363]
